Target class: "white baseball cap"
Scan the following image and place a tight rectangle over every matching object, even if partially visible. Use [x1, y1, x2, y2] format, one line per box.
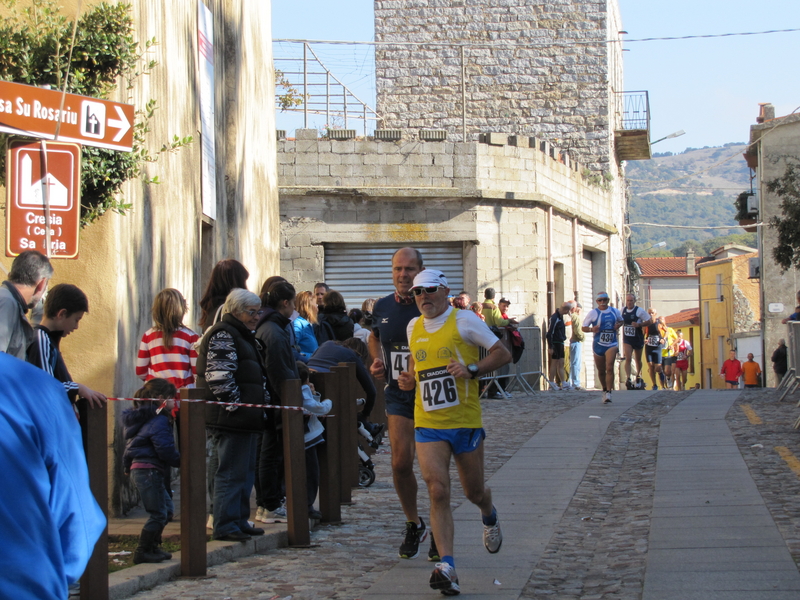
[411, 269, 449, 290]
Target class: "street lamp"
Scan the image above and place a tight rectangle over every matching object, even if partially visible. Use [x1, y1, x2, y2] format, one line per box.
[651, 130, 685, 146]
[633, 241, 666, 256]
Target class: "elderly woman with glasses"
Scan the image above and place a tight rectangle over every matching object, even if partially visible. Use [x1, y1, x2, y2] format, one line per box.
[581, 291, 623, 404]
[197, 288, 269, 542]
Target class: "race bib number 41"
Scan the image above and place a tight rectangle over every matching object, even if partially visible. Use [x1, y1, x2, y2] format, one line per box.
[390, 343, 411, 380]
[418, 366, 459, 412]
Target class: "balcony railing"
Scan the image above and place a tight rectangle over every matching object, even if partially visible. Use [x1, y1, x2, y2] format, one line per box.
[616, 90, 650, 132]
[274, 43, 381, 137]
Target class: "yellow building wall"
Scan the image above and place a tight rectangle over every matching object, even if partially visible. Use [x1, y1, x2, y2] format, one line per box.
[699, 261, 734, 389]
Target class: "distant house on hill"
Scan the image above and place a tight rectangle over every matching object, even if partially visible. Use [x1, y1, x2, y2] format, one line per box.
[634, 252, 712, 317]
[664, 307, 701, 390]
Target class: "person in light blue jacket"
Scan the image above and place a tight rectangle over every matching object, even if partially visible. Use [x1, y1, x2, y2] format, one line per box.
[293, 290, 320, 359]
[0, 353, 105, 600]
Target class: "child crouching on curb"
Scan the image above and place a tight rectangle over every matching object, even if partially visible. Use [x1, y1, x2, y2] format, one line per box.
[297, 361, 332, 520]
[122, 378, 180, 564]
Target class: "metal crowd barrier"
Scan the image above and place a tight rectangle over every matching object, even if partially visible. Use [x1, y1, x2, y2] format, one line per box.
[478, 326, 544, 397]
[781, 321, 800, 403]
[79, 364, 363, 596]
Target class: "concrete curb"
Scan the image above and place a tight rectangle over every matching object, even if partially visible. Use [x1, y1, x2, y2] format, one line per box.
[108, 528, 289, 600]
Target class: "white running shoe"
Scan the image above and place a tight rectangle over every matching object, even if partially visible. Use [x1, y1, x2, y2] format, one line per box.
[483, 508, 503, 553]
[604, 391, 612, 404]
[430, 562, 460, 595]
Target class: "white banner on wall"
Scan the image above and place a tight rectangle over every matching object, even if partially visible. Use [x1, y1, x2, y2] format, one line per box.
[197, 1, 216, 220]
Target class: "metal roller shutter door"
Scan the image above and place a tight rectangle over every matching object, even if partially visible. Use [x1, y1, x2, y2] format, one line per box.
[323, 242, 465, 310]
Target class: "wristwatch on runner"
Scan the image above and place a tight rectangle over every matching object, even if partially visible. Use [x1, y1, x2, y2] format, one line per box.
[467, 363, 480, 379]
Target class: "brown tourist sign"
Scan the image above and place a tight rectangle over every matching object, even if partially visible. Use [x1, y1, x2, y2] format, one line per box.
[5, 140, 81, 258]
[0, 80, 134, 152]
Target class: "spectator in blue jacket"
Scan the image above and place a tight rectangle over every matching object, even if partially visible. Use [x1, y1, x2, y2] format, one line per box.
[0, 353, 104, 600]
[122, 378, 181, 564]
[293, 290, 320, 359]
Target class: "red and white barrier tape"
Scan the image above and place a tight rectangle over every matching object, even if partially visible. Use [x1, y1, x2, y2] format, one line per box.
[106, 397, 308, 411]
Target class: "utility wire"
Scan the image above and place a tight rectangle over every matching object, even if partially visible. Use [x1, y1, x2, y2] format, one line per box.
[275, 27, 800, 48]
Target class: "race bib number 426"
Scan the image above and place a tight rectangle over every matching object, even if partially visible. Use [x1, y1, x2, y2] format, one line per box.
[418, 366, 459, 412]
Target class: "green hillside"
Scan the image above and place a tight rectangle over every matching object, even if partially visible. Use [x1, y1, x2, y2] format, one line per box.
[626, 142, 755, 254]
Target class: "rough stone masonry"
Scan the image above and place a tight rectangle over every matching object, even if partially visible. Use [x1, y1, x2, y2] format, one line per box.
[374, 0, 624, 173]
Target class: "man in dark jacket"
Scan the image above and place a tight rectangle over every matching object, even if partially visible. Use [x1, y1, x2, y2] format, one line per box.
[546, 303, 570, 390]
[772, 339, 788, 384]
[0, 250, 52, 359]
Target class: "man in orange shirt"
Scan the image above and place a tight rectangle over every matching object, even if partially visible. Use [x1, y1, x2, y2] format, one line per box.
[741, 353, 762, 389]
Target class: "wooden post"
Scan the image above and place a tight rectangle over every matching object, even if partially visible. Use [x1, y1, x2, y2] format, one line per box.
[80, 401, 108, 600]
[281, 379, 310, 546]
[336, 362, 360, 492]
[331, 364, 353, 504]
[311, 370, 341, 524]
[180, 389, 207, 577]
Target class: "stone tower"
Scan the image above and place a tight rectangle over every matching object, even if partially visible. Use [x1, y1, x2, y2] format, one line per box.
[374, 0, 624, 173]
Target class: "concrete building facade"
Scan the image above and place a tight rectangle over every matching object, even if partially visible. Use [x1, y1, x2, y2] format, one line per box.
[277, 0, 635, 390]
[1, 0, 280, 513]
[278, 129, 624, 387]
[747, 108, 800, 387]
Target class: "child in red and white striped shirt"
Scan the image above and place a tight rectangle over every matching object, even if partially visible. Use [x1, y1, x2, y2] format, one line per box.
[136, 289, 199, 391]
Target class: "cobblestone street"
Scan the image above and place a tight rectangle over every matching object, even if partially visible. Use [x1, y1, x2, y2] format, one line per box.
[129, 388, 800, 599]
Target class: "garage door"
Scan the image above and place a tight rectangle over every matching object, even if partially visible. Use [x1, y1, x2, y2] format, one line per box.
[324, 243, 465, 310]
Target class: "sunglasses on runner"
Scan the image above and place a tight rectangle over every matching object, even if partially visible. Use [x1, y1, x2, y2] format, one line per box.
[411, 285, 444, 296]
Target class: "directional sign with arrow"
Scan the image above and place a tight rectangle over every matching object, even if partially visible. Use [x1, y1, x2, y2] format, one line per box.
[0, 81, 134, 151]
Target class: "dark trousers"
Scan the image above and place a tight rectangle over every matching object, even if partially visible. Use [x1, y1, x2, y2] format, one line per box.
[131, 468, 172, 533]
[255, 418, 284, 511]
[209, 430, 257, 537]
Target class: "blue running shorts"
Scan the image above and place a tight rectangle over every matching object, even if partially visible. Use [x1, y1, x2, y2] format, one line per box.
[415, 427, 486, 455]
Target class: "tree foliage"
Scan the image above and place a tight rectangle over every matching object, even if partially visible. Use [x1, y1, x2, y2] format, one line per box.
[0, 0, 191, 225]
[768, 162, 800, 271]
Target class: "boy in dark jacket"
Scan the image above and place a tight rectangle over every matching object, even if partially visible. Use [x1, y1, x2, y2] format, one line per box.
[122, 379, 180, 564]
[27, 283, 107, 414]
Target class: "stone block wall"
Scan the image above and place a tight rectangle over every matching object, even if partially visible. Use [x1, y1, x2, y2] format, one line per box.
[374, 0, 624, 173]
[278, 129, 621, 323]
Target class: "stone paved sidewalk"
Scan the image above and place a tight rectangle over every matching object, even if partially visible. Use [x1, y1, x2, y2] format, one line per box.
[126, 388, 800, 599]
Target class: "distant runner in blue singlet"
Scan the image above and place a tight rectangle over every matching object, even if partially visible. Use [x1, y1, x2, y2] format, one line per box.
[582, 291, 623, 404]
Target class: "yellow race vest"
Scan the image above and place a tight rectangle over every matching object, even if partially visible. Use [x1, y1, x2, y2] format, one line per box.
[411, 310, 482, 429]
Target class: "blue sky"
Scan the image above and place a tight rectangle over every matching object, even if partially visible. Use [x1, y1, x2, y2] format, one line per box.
[272, 0, 799, 154]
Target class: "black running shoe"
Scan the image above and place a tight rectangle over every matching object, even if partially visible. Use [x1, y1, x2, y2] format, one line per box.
[428, 532, 440, 562]
[399, 518, 427, 559]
